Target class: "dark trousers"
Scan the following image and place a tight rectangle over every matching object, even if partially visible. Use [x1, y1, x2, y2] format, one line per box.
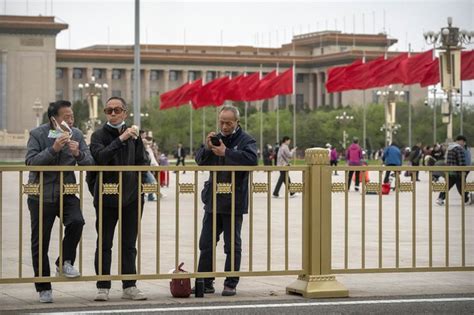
[438, 174, 469, 202]
[197, 212, 243, 289]
[176, 157, 185, 167]
[330, 160, 338, 174]
[347, 171, 360, 190]
[412, 162, 420, 180]
[27, 196, 84, 292]
[383, 164, 398, 184]
[273, 171, 292, 196]
[94, 198, 144, 289]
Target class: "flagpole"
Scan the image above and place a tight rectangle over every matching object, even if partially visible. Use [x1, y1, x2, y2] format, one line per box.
[363, 90, 366, 150]
[190, 102, 193, 157]
[276, 63, 280, 144]
[292, 49, 296, 162]
[259, 64, 263, 163]
[408, 43, 412, 148]
[202, 107, 206, 145]
[245, 102, 248, 130]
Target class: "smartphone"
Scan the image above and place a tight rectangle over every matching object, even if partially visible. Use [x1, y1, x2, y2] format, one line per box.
[210, 135, 221, 146]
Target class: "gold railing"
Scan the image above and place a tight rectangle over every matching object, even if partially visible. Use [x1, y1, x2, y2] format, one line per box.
[0, 148, 472, 299]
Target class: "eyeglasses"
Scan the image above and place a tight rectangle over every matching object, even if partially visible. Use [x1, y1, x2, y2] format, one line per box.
[104, 107, 125, 115]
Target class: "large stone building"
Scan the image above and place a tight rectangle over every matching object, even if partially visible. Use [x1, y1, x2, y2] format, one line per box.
[1, 15, 427, 133]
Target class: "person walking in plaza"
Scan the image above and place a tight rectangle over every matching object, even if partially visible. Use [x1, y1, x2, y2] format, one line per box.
[194, 105, 258, 296]
[346, 137, 363, 191]
[25, 100, 93, 303]
[436, 135, 470, 206]
[273, 136, 297, 198]
[382, 142, 402, 184]
[330, 145, 339, 175]
[408, 142, 422, 181]
[90, 97, 149, 301]
[174, 143, 186, 172]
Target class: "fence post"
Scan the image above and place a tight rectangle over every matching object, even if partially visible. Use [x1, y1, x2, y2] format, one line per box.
[286, 148, 348, 298]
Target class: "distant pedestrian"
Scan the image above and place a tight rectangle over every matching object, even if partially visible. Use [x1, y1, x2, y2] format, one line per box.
[346, 138, 363, 191]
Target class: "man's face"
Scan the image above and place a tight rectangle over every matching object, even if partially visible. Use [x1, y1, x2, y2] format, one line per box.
[218, 110, 238, 136]
[54, 106, 74, 129]
[104, 99, 127, 125]
[457, 139, 465, 147]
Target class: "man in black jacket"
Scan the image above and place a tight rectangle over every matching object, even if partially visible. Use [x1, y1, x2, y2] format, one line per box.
[195, 105, 258, 296]
[90, 97, 149, 301]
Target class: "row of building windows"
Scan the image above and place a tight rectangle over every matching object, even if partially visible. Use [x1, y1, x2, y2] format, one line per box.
[56, 68, 307, 83]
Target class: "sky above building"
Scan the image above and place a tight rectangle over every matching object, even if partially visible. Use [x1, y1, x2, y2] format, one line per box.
[4, 0, 474, 101]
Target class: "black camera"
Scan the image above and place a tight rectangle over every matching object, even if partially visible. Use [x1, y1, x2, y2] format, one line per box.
[210, 135, 221, 146]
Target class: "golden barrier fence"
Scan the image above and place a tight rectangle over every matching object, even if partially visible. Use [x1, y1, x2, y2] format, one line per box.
[327, 165, 474, 275]
[0, 148, 472, 298]
[0, 163, 313, 292]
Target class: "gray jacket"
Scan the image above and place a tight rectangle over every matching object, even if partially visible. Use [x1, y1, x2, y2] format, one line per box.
[25, 123, 94, 203]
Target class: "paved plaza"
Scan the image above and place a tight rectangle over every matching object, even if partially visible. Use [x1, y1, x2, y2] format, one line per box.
[0, 168, 473, 312]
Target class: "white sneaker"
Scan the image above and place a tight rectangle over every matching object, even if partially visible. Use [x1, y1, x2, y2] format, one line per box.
[56, 260, 80, 278]
[94, 288, 110, 301]
[290, 193, 299, 198]
[122, 286, 147, 300]
[39, 290, 53, 303]
[436, 198, 445, 206]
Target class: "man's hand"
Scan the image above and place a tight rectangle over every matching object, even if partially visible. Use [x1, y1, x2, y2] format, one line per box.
[52, 134, 70, 153]
[206, 131, 226, 156]
[68, 140, 80, 157]
[119, 127, 138, 142]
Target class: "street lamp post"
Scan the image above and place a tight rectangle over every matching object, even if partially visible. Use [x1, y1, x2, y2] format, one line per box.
[424, 17, 473, 142]
[335, 111, 353, 149]
[78, 76, 108, 140]
[376, 86, 405, 147]
[32, 98, 43, 127]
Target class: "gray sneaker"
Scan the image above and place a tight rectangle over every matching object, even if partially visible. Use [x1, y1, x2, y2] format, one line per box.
[436, 198, 445, 206]
[56, 260, 80, 278]
[94, 288, 110, 301]
[39, 290, 53, 303]
[122, 286, 147, 300]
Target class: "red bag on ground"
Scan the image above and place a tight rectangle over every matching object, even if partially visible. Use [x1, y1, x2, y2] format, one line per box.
[170, 262, 191, 298]
[381, 183, 390, 195]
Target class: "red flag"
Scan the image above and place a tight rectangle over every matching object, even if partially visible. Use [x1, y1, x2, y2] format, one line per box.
[420, 58, 440, 87]
[326, 65, 347, 93]
[461, 50, 474, 81]
[221, 74, 246, 101]
[370, 53, 408, 88]
[159, 79, 202, 110]
[160, 82, 190, 110]
[398, 50, 434, 85]
[174, 79, 202, 106]
[269, 67, 294, 96]
[360, 56, 389, 89]
[192, 76, 230, 109]
[245, 70, 278, 101]
[238, 72, 262, 101]
[338, 59, 363, 91]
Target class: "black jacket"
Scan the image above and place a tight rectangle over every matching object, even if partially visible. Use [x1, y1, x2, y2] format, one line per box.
[90, 124, 150, 208]
[195, 127, 258, 214]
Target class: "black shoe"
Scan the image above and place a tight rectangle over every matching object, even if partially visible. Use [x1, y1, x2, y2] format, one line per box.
[222, 286, 236, 296]
[191, 285, 215, 294]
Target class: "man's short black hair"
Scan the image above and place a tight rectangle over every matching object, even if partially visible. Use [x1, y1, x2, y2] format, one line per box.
[47, 100, 72, 119]
[106, 96, 127, 109]
[455, 135, 467, 142]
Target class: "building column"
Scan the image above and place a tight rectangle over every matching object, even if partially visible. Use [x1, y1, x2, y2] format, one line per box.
[86, 67, 93, 81]
[143, 69, 150, 104]
[318, 72, 325, 106]
[125, 69, 132, 103]
[163, 70, 169, 93]
[182, 70, 189, 84]
[308, 73, 314, 110]
[65, 67, 73, 101]
[105, 68, 112, 101]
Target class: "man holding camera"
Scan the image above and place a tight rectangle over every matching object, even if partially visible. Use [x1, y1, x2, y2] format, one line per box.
[194, 105, 258, 296]
[25, 100, 93, 303]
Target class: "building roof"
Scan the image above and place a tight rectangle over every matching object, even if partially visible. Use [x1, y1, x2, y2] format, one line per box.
[0, 15, 68, 35]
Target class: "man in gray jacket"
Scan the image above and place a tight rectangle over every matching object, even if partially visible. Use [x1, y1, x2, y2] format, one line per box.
[25, 100, 93, 303]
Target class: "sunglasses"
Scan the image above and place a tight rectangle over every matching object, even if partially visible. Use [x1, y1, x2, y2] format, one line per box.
[104, 107, 126, 115]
